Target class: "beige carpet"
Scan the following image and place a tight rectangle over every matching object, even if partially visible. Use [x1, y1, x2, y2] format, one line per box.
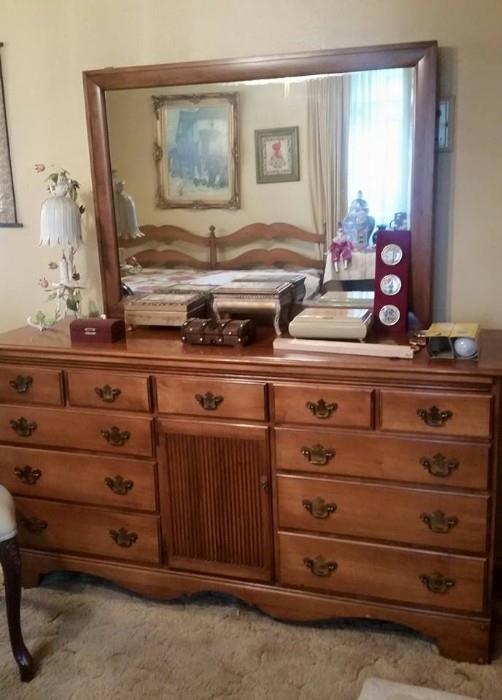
[0, 573, 501, 700]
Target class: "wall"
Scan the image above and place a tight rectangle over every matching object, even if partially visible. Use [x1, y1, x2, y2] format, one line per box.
[106, 80, 314, 245]
[0, 0, 501, 331]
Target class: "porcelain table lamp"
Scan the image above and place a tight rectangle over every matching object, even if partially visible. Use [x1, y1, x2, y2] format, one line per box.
[112, 171, 144, 275]
[37, 171, 84, 323]
[112, 170, 144, 242]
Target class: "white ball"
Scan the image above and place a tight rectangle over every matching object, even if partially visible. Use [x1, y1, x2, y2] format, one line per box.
[453, 337, 478, 358]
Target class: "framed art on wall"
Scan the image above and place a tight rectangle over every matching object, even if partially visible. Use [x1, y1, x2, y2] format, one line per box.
[0, 43, 20, 227]
[255, 126, 299, 184]
[153, 92, 240, 209]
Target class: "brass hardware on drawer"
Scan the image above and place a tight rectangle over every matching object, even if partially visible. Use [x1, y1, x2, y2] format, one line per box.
[100, 426, 131, 447]
[21, 517, 48, 534]
[416, 406, 453, 427]
[104, 475, 134, 495]
[420, 453, 459, 478]
[9, 375, 33, 394]
[420, 510, 459, 534]
[259, 476, 270, 492]
[10, 417, 37, 438]
[14, 465, 42, 485]
[302, 497, 337, 519]
[305, 399, 338, 419]
[419, 572, 456, 594]
[95, 385, 122, 403]
[301, 444, 335, 466]
[110, 528, 138, 548]
[195, 392, 224, 411]
[303, 555, 338, 577]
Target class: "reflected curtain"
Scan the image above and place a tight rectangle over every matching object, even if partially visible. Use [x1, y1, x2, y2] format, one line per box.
[307, 76, 348, 260]
[346, 68, 413, 226]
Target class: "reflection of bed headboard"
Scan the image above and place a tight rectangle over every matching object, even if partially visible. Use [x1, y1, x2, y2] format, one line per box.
[212, 223, 324, 270]
[121, 224, 215, 269]
[122, 222, 324, 270]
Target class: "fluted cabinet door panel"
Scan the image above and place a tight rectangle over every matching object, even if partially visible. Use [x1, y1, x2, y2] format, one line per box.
[160, 421, 273, 582]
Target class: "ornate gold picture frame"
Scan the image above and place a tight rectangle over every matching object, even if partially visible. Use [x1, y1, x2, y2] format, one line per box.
[153, 92, 239, 210]
[255, 126, 299, 184]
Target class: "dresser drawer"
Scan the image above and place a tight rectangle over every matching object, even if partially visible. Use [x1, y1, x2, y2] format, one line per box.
[16, 497, 160, 564]
[274, 428, 491, 489]
[67, 370, 150, 412]
[278, 532, 486, 613]
[0, 446, 157, 512]
[277, 475, 489, 553]
[0, 406, 153, 457]
[273, 384, 372, 428]
[156, 376, 265, 420]
[0, 366, 62, 406]
[380, 390, 492, 439]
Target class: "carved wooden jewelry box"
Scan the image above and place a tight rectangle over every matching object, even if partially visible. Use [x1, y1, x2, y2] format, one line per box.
[181, 318, 256, 346]
[211, 280, 295, 335]
[124, 293, 207, 328]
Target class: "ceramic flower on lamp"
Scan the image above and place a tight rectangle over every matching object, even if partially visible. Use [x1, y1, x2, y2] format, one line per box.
[27, 167, 85, 330]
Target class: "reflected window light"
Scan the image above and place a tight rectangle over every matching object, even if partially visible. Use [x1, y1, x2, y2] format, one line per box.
[346, 68, 414, 228]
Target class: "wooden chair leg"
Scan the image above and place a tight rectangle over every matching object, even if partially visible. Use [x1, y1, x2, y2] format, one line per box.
[0, 537, 34, 682]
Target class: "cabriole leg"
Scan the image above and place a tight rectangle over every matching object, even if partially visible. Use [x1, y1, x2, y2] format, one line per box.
[0, 537, 35, 681]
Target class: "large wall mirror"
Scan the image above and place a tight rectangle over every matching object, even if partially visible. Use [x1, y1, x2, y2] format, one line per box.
[84, 42, 436, 324]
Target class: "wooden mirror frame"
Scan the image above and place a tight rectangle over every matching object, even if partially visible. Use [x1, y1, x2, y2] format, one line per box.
[84, 41, 437, 324]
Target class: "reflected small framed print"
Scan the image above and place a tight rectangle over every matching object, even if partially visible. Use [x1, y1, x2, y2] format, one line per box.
[255, 126, 299, 184]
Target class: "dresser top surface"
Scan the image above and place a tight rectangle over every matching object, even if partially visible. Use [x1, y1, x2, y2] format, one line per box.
[0, 321, 501, 380]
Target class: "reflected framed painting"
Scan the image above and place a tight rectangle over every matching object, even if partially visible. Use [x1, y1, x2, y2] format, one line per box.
[255, 126, 299, 184]
[153, 92, 239, 209]
[0, 43, 20, 226]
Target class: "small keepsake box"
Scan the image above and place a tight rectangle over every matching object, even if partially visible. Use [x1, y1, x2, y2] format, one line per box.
[70, 318, 126, 344]
[181, 318, 256, 346]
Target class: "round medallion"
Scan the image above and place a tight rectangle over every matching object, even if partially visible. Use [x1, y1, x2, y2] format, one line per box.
[381, 244, 403, 266]
[380, 274, 402, 296]
[379, 304, 401, 326]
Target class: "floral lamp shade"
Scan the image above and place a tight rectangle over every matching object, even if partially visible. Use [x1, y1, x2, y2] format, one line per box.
[40, 182, 82, 249]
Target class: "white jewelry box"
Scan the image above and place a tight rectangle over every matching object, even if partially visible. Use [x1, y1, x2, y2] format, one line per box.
[288, 307, 373, 340]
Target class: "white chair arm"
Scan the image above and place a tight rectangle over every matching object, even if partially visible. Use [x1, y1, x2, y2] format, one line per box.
[0, 485, 17, 542]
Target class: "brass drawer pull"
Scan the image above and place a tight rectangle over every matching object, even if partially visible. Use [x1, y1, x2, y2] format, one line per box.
[420, 453, 459, 478]
[9, 375, 33, 394]
[419, 572, 456, 594]
[420, 510, 459, 534]
[301, 444, 335, 466]
[417, 406, 453, 427]
[302, 497, 337, 519]
[101, 426, 131, 447]
[110, 528, 138, 548]
[195, 392, 224, 411]
[95, 384, 122, 403]
[105, 475, 134, 495]
[14, 465, 42, 485]
[306, 399, 337, 419]
[21, 517, 48, 534]
[10, 417, 37, 438]
[303, 555, 337, 577]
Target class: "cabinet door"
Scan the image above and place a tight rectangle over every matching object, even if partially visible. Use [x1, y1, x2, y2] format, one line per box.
[159, 420, 273, 582]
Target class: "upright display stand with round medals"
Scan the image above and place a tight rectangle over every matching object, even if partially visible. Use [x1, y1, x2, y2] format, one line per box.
[373, 230, 411, 333]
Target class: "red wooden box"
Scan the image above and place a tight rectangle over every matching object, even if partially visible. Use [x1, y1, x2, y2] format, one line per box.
[70, 318, 126, 344]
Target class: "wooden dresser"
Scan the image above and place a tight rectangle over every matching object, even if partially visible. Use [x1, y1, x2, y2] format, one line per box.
[0, 322, 501, 663]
